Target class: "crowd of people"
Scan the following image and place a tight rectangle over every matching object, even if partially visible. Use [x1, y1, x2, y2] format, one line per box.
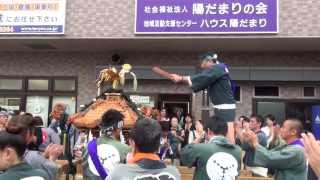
[0, 52, 319, 180]
[0, 105, 319, 180]
[0, 109, 64, 180]
[140, 107, 207, 163]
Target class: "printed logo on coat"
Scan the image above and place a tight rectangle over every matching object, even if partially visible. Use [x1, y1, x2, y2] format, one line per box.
[206, 152, 238, 180]
[133, 172, 176, 180]
[88, 144, 121, 176]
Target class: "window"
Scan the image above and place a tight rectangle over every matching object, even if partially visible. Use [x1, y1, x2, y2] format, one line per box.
[256, 101, 285, 124]
[54, 79, 76, 91]
[0, 79, 23, 90]
[26, 96, 50, 126]
[255, 86, 279, 96]
[304, 87, 315, 97]
[7, 98, 20, 106]
[0, 97, 21, 111]
[0, 76, 77, 126]
[28, 79, 49, 90]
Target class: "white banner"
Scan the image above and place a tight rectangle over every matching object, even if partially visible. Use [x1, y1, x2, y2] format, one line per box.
[0, 0, 66, 34]
[130, 95, 150, 104]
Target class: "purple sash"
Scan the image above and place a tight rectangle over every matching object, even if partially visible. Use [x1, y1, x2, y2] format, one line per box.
[289, 139, 304, 148]
[159, 147, 168, 160]
[88, 139, 108, 179]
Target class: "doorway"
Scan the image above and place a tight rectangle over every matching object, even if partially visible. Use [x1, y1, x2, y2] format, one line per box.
[253, 99, 320, 131]
[286, 102, 318, 132]
[158, 94, 192, 119]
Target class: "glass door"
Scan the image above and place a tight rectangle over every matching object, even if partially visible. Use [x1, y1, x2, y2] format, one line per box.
[26, 96, 50, 126]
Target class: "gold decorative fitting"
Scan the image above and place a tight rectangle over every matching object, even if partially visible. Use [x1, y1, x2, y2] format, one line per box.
[96, 64, 138, 95]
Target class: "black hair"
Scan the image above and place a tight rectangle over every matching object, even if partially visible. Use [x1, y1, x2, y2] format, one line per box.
[265, 114, 276, 125]
[100, 109, 124, 128]
[6, 115, 36, 141]
[33, 116, 44, 126]
[183, 114, 195, 130]
[250, 114, 264, 128]
[183, 114, 193, 123]
[185, 113, 193, 119]
[24, 113, 33, 118]
[239, 115, 249, 122]
[0, 131, 27, 158]
[239, 115, 250, 126]
[159, 121, 171, 132]
[199, 53, 218, 63]
[206, 116, 228, 136]
[170, 116, 179, 120]
[131, 118, 162, 153]
[29, 116, 44, 150]
[265, 114, 275, 121]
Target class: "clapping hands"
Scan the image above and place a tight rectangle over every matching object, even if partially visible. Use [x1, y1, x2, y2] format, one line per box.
[43, 144, 63, 161]
[242, 129, 259, 149]
[302, 132, 320, 177]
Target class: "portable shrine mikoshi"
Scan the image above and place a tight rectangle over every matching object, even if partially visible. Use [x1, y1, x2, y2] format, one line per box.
[71, 91, 140, 129]
[70, 64, 141, 141]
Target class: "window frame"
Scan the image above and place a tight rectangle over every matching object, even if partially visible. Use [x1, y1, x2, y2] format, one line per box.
[303, 86, 316, 97]
[234, 85, 242, 103]
[53, 77, 78, 93]
[0, 76, 78, 125]
[0, 76, 25, 91]
[254, 85, 280, 97]
[27, 77, 50, 91]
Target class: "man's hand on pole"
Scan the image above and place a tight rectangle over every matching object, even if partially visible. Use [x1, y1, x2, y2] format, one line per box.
[151, 66, 191, 85]
[170, 74, 183, 83]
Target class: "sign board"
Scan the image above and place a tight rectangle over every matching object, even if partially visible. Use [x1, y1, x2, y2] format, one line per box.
[130, 95, 150, 105]
[0, 0, 66, 34]
[135, 0, 278, 34]
[312, 105, 320, 140]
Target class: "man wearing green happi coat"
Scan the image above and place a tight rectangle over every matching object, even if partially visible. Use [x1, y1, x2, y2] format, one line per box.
[242, 118, 307, 180]
[180, 116, 241, 180]
[170, 52, 236, 143]
[82, 109, 130, 180]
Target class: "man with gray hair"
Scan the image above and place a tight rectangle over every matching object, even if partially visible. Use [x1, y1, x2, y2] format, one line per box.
[82, 109, 130, 180]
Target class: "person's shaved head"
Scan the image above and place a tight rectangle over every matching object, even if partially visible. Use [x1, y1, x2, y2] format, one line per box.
[287, 119, 303, 138]
[280, 118, 303, 142]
